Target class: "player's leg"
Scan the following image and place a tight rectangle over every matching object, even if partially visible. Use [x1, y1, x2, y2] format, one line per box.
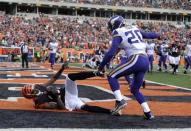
[108, 55, 150, 117]
[173, 56, 180, 75]
[25, 53, 29, 68]
[168, 56, 174, 72]
[107, 55, 139, 115]
[67, 71, 103, 81]
[184, 57, 189, 74]
[21, 54, 25, 68]
[120, 57, 132, 85]
[163, 55, 168, 72]
[184, 56, 191, 74]
[65, 75, 85, 111]
[149, 55, 154, 73]
[158, 56, 162, 71]
[188, 56, 191, 72]
[65, 72, 111, 114]
[131, 72, 153, 120]
[124, 75, 132, 86]
[49, 53, 55, 69]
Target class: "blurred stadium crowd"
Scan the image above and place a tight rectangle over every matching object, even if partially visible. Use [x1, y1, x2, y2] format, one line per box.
[44, 0, 191, 10]
[1, 15, 191, 49]
[0, 15, 109, 49]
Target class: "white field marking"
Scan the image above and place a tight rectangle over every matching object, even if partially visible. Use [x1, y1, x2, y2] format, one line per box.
[30, 70, 52, 72]
[16, 73, 21, 77]
[81, 84, 131, 101]
[7, 78, 14, 80]
[80, 97, 92, 102]
[146, 80, 191, 91]
[31, 73, 48, 78]
[0, 128, 190, 131]
[8, 87, 22, 91]
[0, 97, 23, 102]
[7, 73, 21, 77]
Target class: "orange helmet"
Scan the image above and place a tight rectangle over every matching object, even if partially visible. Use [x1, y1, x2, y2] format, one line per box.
[21, 84, 36, 99]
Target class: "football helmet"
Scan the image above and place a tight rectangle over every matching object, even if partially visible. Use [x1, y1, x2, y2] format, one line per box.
[21, 84, 39, 99]
[107, 15, 125, 32]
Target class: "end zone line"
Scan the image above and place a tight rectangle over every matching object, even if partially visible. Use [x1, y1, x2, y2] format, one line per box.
[146, 80, 191, 91]
[0, 128, 190, 131]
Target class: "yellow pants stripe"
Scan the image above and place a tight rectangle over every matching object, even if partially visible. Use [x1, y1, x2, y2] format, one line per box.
[108, 55, 137, 76]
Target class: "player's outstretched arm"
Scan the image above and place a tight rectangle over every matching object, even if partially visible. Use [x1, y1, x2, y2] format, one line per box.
[43, 62, 68, 86]
[141, 31, 160, 39]
[68, 70, 104, 81]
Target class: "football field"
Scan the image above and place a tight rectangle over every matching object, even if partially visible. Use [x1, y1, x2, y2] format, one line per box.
[0, 62, 190, 131]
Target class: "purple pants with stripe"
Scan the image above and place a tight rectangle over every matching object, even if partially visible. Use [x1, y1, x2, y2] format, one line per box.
[108, 54, 149, 104]
[120, 57, 132, 84]
[148, 54, 154, 71]
[185, 56, 191, 69]
[49, 53, 56, 66]
[158, 55, 167, 70]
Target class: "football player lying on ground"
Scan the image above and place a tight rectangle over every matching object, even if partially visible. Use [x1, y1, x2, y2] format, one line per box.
[21, 63, 113, 114]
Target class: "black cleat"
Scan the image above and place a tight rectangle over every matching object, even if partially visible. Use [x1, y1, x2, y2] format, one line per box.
[94, 71, 105, 77]
[144, 111, 154, 120]
[111, 99, 127, 116]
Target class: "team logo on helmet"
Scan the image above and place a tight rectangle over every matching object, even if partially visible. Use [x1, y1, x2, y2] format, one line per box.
[21, 84, 39, 99]
[107, 15, 125, 32]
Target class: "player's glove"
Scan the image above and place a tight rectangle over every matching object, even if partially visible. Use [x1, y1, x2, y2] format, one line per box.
[93, 70, 105, 77]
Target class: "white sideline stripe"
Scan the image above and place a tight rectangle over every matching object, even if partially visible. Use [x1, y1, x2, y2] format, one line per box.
[146, 80, 191, 91]
[0, 128, 190, 131]
[0, 97, 23, 102]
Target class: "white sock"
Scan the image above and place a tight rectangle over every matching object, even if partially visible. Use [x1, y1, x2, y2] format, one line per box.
[141, 102, 151, 113]
[113, 90, 123, 101]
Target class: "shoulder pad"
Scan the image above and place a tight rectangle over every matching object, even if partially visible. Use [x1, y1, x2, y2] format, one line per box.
[112, 30, 120, 37]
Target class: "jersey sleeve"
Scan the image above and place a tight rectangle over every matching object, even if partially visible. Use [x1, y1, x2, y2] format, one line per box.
[112, 30, 121, 38]
[141, 31, 160, 39]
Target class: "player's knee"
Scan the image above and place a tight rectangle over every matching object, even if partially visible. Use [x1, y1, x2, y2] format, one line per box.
[130, 88, 139, 95]
[107, 74, 116, 80]
[107, 73, 111, 78]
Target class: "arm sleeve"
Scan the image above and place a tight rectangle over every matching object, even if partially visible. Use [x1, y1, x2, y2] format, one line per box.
[99, 36, 122, 70]
[141, 31, 160, 39]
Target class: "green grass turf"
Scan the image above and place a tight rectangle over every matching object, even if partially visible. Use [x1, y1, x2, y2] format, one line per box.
[69, 63, 191, 89]
[145, 72, 191, 89]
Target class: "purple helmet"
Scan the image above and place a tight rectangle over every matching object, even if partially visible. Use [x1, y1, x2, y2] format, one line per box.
[107, 15, 125, 32]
